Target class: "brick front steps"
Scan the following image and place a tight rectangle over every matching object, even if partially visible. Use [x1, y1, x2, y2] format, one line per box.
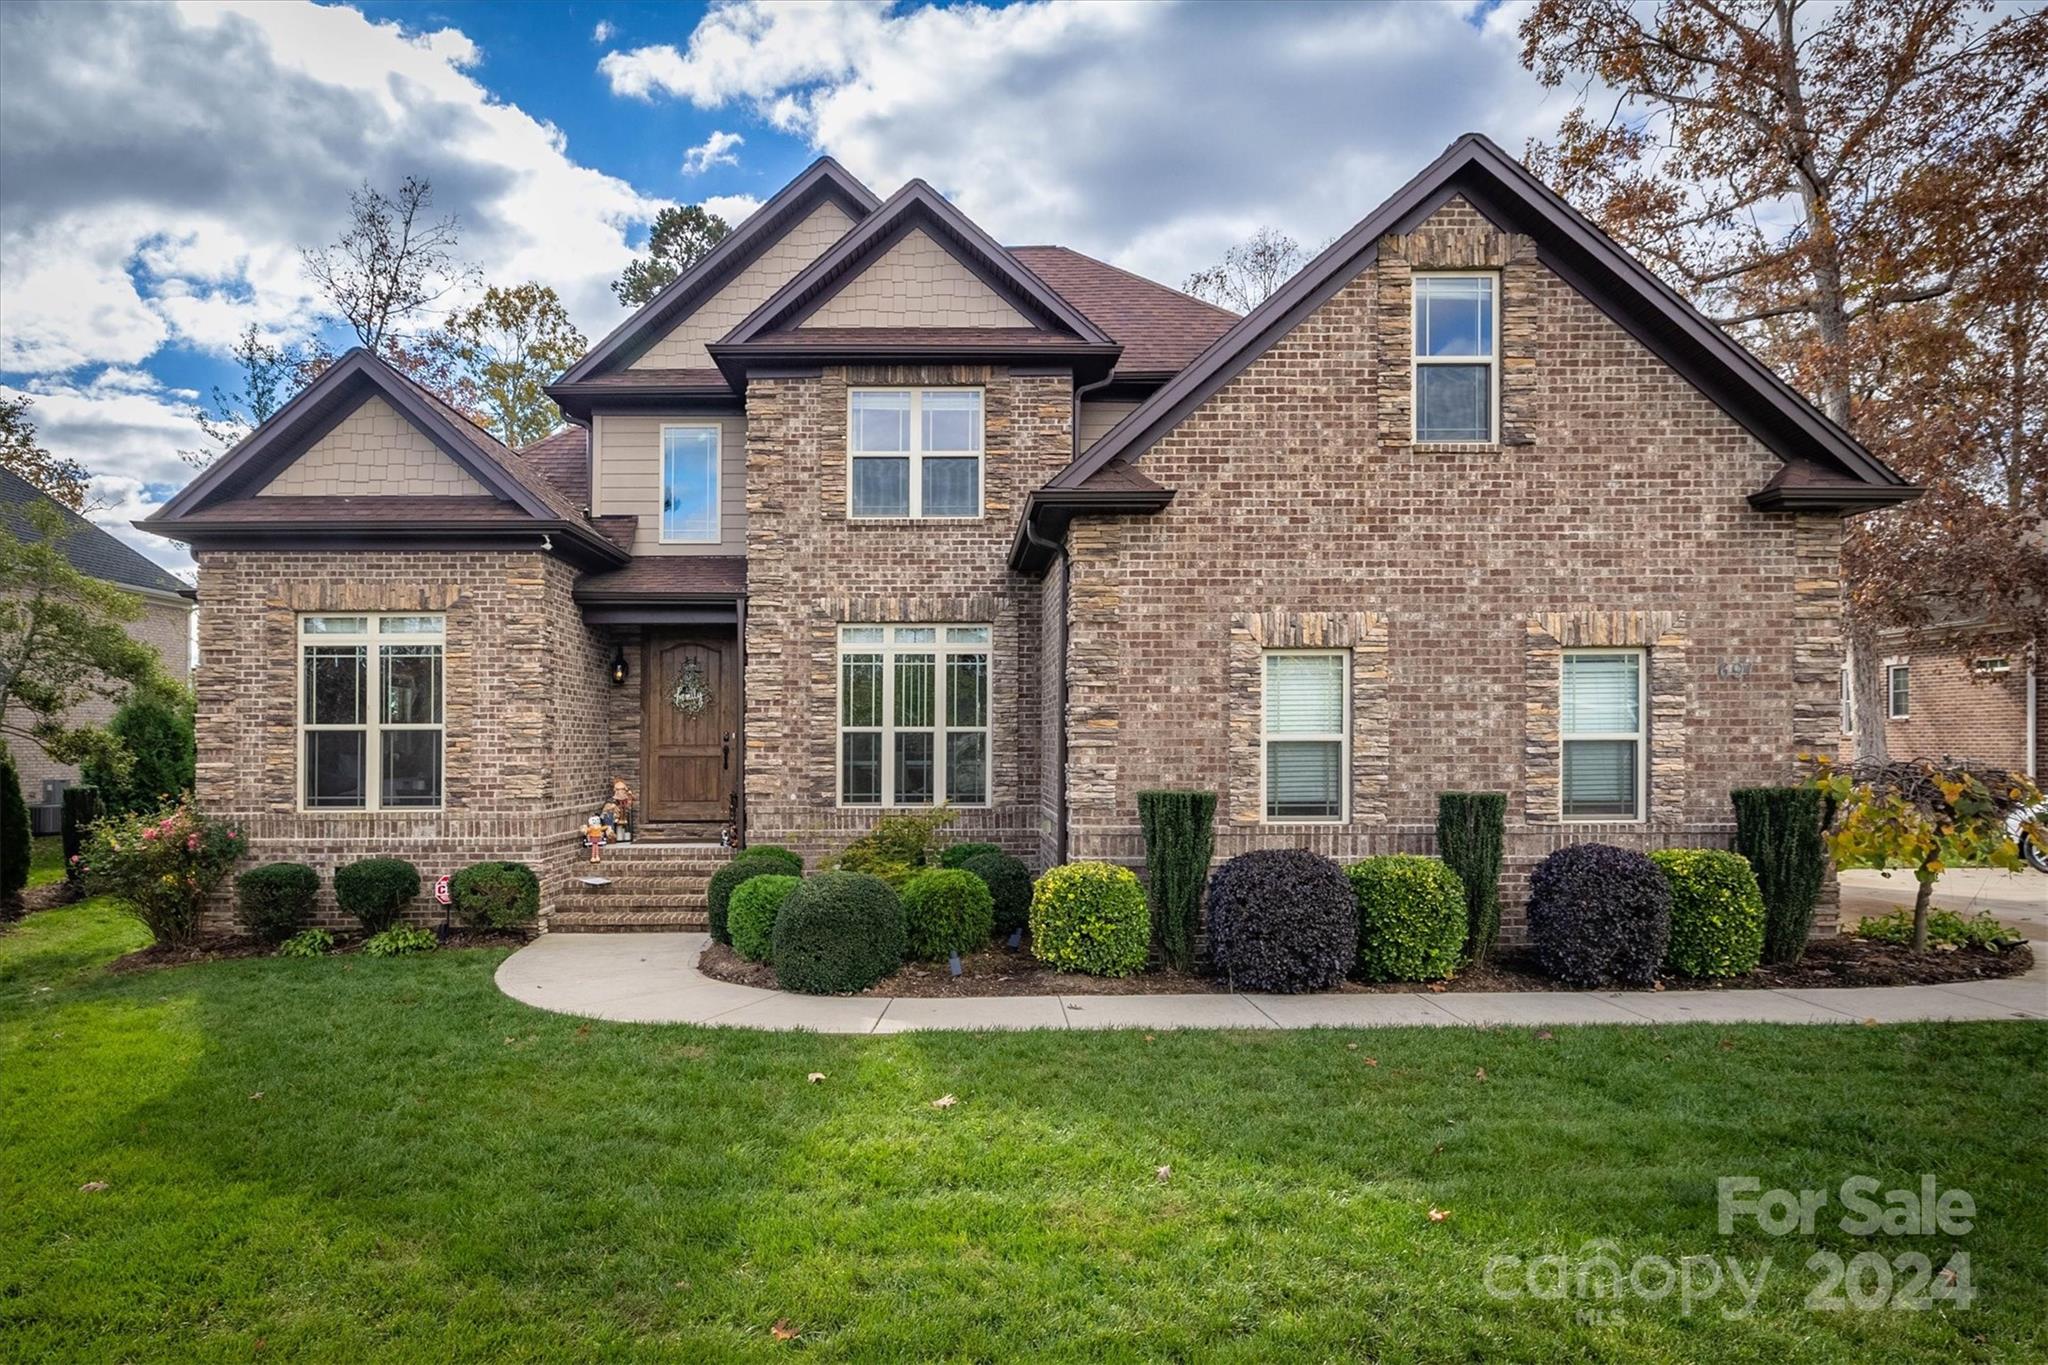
[551, 838, 732, 933]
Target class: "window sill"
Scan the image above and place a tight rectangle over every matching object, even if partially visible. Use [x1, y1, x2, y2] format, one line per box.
[1408, 441, 1504, 454]
[844, 516, 986, 524]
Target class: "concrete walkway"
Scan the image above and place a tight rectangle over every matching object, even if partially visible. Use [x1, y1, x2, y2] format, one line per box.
[495, 932, 2048, 1034]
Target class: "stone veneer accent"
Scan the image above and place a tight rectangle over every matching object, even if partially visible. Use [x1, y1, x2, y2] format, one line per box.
[1521, 610, 1688, 824]
[1227, 610, 1391, 826]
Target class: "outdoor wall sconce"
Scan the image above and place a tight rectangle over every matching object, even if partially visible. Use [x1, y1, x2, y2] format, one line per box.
[608, 644, 630, 688]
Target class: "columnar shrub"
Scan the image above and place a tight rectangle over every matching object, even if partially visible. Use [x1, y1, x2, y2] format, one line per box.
[1650, 849, 1766, 978]
[729, 874, 800, 962]
[708, 847, 803, 944]
[451, 861, 541, 929]
[1346, 855, 1467, 982]
[1732, 786, 1827, 964]
[958, 849, 1032, 937]
[61, 786, 101, 887]
[236, 862, 320, 944]
[0, 746, 27, 917]
[333, 857, 421, 934]
[770, 872, 905, 994]
[1029, 862, 1150, 977]
[1436, 791, 1506, 962]
[938, 841, 1002, 870]
[901, 867, 995, 961]
[1138, 789, 1217, 972]
[1527, 843, 1672, 987]
[1205, 849, 1357, 993]
[78, 799, 241, 946]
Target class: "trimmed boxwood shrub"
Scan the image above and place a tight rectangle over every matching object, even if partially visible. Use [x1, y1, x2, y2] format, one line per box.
[1732, 786, 1827, 964]
[729, 874, 799, 962]
[938, 841, 1002, 870]
[707, 847, 804, 944]
[332, 857, 420, 933]
[1139, 789, 1217, 972]
[1527, 843, 1672, 987]
[1650, 849, 1765, 978]
[236, 862, 320, 944]
[959, 849, 1032, 937]
[771, 871, 905, 994]
[1029, 862, 1150, 977]
[1436, 791, 1506, 962]
[451, 860, 540, 929]
[901, 867, 994, 961]
[1205, 848, 1356, 993]
[1346, 855, 1466, 982]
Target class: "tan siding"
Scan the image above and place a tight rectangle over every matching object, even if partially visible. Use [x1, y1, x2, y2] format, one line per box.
[593, 412, 748, 554]
[1077, 399, 1140, 451]
[258, 395, 487, 497]
[11, 594, 193, 804]
[801, 229, 1029, 329]
[630, 201, 855, 370]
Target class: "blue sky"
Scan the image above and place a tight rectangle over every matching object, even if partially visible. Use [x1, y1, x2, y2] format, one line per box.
[0, 0, 1567, 574]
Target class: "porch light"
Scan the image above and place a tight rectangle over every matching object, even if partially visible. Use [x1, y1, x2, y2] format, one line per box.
[609, 644, 629, 688]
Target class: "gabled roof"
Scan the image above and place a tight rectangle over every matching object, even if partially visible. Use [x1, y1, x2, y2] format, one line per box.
[1043, 133, 1918, 513]
[710, 180, 1120, 387]
[1008, 246, 1238, 379]
[141, 348, 624, 566]
[1, 465, 189, 597]
[553, 157, 880, 390]
[520, 424, 591, 508]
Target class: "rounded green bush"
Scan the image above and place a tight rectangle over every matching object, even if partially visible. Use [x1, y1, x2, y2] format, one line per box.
[707, 847, 804, 944]
[451, 861, 540, 929]
[729, 874, 799, 962]
[235, 862, 321, 944]
[901, 867, 995, 961]
[959, 849, 1033, 936]
[1651, 848, 1766, 978]
[770, 871, 905, 994]
[938, 841, 1002, 870]
[1028, 861, 1150, 977]
[332, 857, 420, 933]
[1346, 855, 1467, 982]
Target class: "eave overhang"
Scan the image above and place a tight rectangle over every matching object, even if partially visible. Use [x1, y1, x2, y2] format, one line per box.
[1008, 485, 1175, 575]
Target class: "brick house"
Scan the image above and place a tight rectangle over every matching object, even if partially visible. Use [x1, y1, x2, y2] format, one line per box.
[143, 136, 1916, 937]
[4, 466, 193, 823]
[1844, 629, 2040, 778]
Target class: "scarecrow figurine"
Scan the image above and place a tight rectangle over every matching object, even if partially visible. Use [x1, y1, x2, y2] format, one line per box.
[583, 812, 608, 863]
[609, 776, 637, 842]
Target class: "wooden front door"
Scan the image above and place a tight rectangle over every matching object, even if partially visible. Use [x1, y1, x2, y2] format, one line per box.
[642, 630, 739, 824]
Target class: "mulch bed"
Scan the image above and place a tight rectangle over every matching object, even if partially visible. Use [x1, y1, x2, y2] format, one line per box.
[107, 927, 533, 975]
[698, 934, 2033, 998]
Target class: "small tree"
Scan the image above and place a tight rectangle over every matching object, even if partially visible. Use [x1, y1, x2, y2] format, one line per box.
[1138, 789, 1216, 971]
[82, 682, 195, 816]
[1810, 758, 2046, 952]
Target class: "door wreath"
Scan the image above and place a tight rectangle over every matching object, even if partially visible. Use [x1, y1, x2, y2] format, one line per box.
[670, 658, 710, 714]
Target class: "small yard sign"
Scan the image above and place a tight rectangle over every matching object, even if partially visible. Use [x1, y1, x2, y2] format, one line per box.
[434, 875, 452, 906]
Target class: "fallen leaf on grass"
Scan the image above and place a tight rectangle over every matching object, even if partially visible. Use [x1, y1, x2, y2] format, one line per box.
[930, 1094, 958, 1109]
[771, 1319, 799, 1341]
[1427, 1207, 1450, 1223]
[807, 1072, 827, 1084]
[1155, 1165, 1172, 1184]
[1427, 983, 1448, 993]
[1863, 1018, 1881, 1027]
[1717, 1037, 1735, 1051]
[1937, 1266, 1958, 1285]
[1144, 1034, 1155, 1043]
[1345, 1042, 1358, 1051]
[1363, 1056, 1379, 1067]
[79, 1181, 109, 1193]
[248, 1092, 264, 1101]
[1473, 1067, 1488, 1082]
[1534, 1030, 1554, 1042]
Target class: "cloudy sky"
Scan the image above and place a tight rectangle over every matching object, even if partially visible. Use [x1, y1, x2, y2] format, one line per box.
[0, 0, 1574, 575]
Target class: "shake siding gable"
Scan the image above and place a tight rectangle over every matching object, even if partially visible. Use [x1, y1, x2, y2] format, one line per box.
[799, 229, 1031, 329]
[258, 394, 489, 498]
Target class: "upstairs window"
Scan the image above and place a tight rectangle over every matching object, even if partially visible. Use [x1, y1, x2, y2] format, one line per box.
[838, 624, 990, 806]
[661, 425, 720, 543]
[1263, 651, 1349, 822]
[1888, 663, 1911, 719]
[1562, 649, 1643, 821]
[1413, 273, 1497, 442]
[849, 389, 983, 518]
[300, 614, 444, 810]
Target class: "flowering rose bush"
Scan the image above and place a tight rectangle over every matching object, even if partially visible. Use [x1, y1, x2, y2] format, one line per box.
[77, 799, 241, 946]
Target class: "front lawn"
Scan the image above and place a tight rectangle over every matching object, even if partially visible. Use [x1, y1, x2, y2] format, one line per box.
[27, 833, 64, 887]
[4, 901, 2044, 1362]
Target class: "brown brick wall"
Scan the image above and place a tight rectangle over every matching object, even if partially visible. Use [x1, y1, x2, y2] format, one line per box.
[1058, 200, 1846, 939]
[742, 363, 1069, 867]
[1855, 646, 2041, 773]
[191, 548, 605, 931]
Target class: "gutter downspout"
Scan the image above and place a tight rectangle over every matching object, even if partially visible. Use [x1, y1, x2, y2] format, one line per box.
[1021, 512, 1071, 866]
[2027, 637, 2038, 780]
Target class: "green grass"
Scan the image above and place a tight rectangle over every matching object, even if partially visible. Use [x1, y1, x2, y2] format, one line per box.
[4, 900, 2045, 1362]
[27, 833, 64, 887]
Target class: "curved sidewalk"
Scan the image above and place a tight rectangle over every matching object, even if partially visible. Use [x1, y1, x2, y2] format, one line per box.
[495, 933, 2048, 1034]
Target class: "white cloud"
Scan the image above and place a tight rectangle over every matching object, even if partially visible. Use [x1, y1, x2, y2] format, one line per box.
[701, 194, 764, 227]
[601, 0, 1573, 288]
[593, 20, 616, 44]
[682, 129, 745, 175]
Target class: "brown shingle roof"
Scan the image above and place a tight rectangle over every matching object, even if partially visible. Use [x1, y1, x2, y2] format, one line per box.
[1010, 246, 1237, 377]
[520, 425, 590, 507]
[743, 326, 1076, 348]
[381, 364, 591, 525]
[564, 368, 732, 392]
[575, 556, 746, 599]
[169, 496, 529, 525]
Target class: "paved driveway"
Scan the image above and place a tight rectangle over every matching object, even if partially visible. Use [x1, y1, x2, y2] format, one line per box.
[1839, 866, 2048, 940]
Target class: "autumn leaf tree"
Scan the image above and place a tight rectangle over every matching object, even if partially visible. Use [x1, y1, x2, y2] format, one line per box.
[302, 176, 478, 352]
[612, 203, 733, 307]
[442, 283, 589, 447]
[1521, 0, 2048, 759]
[1, 396, 90, 512]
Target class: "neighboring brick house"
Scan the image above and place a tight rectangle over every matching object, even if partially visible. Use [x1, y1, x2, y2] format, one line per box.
[1844, 630, 2040, 778]
[143, 136, 1917, 937]
[3, 466, 194, 821]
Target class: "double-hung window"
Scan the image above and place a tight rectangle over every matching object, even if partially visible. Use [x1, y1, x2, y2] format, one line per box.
[1561, 649, 1644, 821]
[300, 614, 445, 810]
[1413, 273, 1497, 442]
[849, 388, 983, 518]
[839, 625, 990, 806]
[1887, 663, 1911, 719]
[1262, 651, 1348, 822]
[661, 424, 720, 542]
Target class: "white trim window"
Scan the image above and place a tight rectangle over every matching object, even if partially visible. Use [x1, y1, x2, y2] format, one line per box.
[1262, 651, 1349, 822]
[1412, 272, 1498, 443]
[660, 424, 721, 543]
[1562, 648, 1644, 821]
[1840, 663, 1856, 735]
[1888, 662, 1911, 719]
[848, 388, 983, 519]
[299, 614, 445, 811]
[838, 624, 990, 806]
